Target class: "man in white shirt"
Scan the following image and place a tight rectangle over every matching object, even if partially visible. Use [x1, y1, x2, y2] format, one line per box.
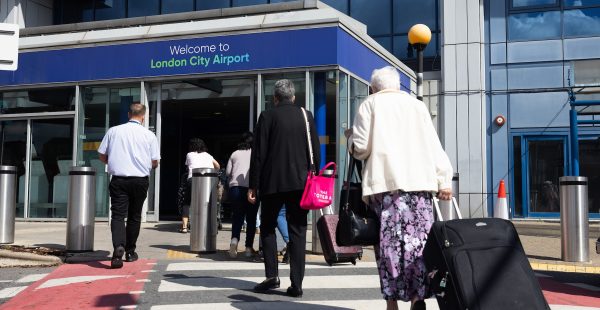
[98, 103, 160, 269]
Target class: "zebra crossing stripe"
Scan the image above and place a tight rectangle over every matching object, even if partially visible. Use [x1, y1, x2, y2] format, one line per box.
[0, 286, 28, 299]
[166, 261, 377, 271]
[158, 274, 380, 292]
[16, 273, 49, 283]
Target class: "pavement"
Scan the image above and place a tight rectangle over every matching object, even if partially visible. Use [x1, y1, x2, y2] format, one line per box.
[0, 220, 599, 309]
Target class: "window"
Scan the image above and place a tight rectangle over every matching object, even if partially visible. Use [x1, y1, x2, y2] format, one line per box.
[508, 11, 561, 41]
[162, 0, 194, 14]
[320, 0, 348, 13]
[128, 0, 159, 17]
[196, 0, 230, 10]
[0, 88, 75, 114]
[94, 0, 126, 21]
[512, 0, 557, 8]
[564, 0, 600, 6]
[393, 0, 436, 34]
[564, 8, 600, 37]
[350, 0, 391, 36]
[232, 0, 268, 6]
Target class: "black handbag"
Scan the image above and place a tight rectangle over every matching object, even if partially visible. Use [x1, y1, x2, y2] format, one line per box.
[336, 155, 380, 246]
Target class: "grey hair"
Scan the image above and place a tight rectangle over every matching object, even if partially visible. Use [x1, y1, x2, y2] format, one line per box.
[273, 79, 295, 102]
[129, 103, 146, 117]
[370, 66, 401, 92]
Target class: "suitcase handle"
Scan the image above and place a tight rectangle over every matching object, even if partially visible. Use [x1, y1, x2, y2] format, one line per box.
[433, 197, 462, 221]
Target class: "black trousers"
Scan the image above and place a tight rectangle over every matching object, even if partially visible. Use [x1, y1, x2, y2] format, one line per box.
[260, 190, 308, 289]
[109, 176, 149, 254]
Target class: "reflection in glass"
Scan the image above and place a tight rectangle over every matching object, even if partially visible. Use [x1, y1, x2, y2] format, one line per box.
[508, 11, 561, 41]
[393, 0, 436, 34]
[350, 0, 392, 35]
[0, 88, 75, 114]
[321, 0, 349, 13]
[0, 121, 27, 218]
[128, 0, 159, 17]
[564, 0, 600, 6]
[29, 119, 73, 219]
[393, 34, 438, 60]
[55, 0, 95, 24]
[196, 0, 230, 10]
[95, 0, 126, 20]
[512, 0, 557, 7]
[564, 8, 600, 37]
[337, 72, 349, 194]
[162, 0, 194, 14]
[232, 0, 268, 6]
[374, 37, 392, 51]
[528, 139, 564, 213]
[513, 137, 523, 217]
[262, 73, 306, 111]
[579, 137, 600, 214]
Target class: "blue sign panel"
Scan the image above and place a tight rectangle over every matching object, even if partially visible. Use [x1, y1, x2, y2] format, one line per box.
[0, 26, 412, 89]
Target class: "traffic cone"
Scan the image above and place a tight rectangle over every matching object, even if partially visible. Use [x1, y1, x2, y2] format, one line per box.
[494, 180, 509, 219]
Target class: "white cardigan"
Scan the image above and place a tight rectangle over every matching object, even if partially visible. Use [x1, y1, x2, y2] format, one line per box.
[348, 89, 453, 199]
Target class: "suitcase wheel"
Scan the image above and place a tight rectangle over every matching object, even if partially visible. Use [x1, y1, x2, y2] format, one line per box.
[351, 258, 357, 265]
[358, 253, 363, 260]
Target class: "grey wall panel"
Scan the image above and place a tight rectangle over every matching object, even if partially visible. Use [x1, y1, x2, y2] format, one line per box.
[491, 67, 507, 90]
[507, 40, 563, 64]
[489, 0, 506, 43]
[442, 96, 458, 169]
[468, 94, 484, 193]
[490, 94, 510, 196]
[443, 45, 458, 92]
[467, 0, 481, 43]
[459, 193, 470, 218]
[456, 44, 469, 91]
[564, 37, 600, 60]
[456, 95, 471, 193]
[509, 92, 570, 128]
[455, 0, 468, 44]
[507, 62, 564, 90]
[468, 43, 482, 90]
[441, 0, 456, 45]
[490, 43, 506, 64]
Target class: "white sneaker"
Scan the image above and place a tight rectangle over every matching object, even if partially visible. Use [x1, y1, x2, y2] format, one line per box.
[229, 238, 238, 258]
[244, 247, 255, 258]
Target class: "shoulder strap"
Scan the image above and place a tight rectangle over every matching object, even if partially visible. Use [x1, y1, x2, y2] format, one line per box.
[301, 107, 315, 170]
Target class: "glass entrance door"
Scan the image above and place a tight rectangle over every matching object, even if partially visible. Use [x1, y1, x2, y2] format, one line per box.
[28, 118, 74, 218]
[0, 120, 27, 217]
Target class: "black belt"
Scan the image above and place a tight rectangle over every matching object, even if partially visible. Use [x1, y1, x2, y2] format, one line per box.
[113, 176, 149, 180]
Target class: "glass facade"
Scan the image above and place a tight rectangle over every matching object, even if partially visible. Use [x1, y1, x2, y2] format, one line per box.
[0, 88, 75, 115]
[508, 0, 600, 41]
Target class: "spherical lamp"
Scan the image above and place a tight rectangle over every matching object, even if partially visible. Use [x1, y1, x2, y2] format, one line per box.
[408, 24, 432, 101]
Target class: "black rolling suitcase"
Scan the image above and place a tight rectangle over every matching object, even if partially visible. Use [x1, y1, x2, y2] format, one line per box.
[317, 207, 363, 266]
[424, 199, 549, 310]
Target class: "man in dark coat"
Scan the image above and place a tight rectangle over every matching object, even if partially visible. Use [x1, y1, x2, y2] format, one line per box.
[248, 79, 320, 297]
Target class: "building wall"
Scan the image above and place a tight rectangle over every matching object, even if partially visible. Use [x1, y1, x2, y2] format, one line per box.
[1, 0, 52, 27]
[441, 0, 488, 217]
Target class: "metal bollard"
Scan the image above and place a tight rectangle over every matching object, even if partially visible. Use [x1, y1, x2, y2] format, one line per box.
[190, 168, 219, 253]
[559, 176, 589, 262]
[0, 166, 17, 244]
[66, 167, 96, 252]
[438, 173, 460, 220]
[311, 169, 335, 254]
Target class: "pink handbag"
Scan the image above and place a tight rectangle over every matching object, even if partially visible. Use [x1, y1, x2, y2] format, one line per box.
[299, 108, 336, 210]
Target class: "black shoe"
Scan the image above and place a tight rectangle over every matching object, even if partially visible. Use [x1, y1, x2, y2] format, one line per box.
[125, 251, 138, 262]
[253, 277, 280, 292]
[411, 300, 426, 310]
[111, 245, 125, 269]
[286, 286, 303, 298]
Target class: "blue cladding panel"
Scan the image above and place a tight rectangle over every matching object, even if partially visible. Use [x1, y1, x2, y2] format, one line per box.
[0, 28, 340, 86]
[509, 92, 569, 128]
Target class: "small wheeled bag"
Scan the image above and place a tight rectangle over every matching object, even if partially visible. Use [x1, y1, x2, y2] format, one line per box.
[317, 206, 363, 266]
[424, 199, 550, 310]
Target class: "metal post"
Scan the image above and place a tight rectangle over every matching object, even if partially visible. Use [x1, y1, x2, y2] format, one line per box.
[416, 44, 424, 101]
[190, 168, 218, 253]
[559, 176, 589, 262]
[569, 107, 580, 176]
[311, 169, 334, 254]
[66, 166, 96, 252]
[0, 165, 17, 244]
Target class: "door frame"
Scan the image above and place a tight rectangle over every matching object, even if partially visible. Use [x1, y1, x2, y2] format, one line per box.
[0, 112, 76, 219]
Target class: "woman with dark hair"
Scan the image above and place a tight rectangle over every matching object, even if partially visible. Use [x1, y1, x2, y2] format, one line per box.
[227, 132, 259, 258]
[179, 138, 220, 233]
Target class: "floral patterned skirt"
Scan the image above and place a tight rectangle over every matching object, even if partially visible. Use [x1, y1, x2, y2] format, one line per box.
[368, 191, 434, 301]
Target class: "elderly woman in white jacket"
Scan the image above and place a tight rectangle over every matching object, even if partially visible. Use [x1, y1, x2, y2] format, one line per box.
[347, 66, 453, 310]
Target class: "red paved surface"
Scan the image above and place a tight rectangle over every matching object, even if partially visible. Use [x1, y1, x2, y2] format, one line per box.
[540, 277, 600, 308]
[0, 259, 155, 310]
